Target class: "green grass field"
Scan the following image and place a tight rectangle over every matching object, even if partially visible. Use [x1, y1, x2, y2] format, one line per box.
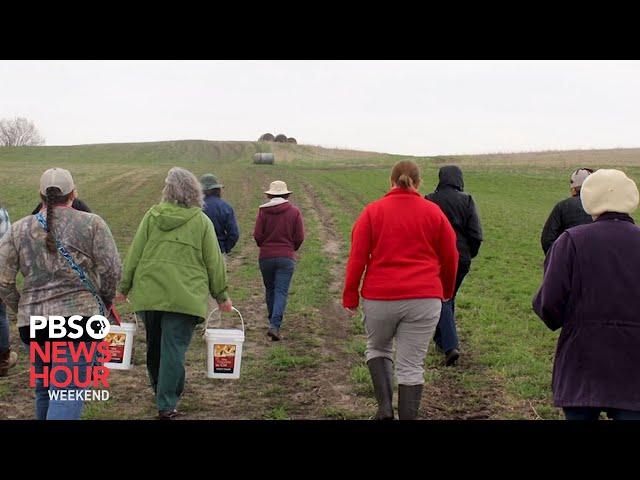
[1, 140, 639, 419]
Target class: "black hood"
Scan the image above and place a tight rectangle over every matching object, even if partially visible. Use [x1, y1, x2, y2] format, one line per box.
[437, 165, 464, 191]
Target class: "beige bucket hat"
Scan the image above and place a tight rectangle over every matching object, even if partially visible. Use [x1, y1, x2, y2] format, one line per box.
[265, 180, 292, 195]
[40, 168, 75, 195]
[581, 169, 639, 216]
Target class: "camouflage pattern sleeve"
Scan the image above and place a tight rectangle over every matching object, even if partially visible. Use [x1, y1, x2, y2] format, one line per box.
[0, 224, 20, 312]
[91, 215, 122, 306]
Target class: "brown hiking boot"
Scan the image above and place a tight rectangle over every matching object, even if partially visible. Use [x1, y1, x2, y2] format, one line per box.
[0, 348, 18, 376]
[158, 409, 186, 420]
[267, 327, 281, 341]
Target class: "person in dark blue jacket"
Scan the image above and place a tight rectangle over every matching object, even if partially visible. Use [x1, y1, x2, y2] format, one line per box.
[200, 174, 239, 257]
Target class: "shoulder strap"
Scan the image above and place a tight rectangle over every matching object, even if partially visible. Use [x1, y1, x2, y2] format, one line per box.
[35, 212, 106, 316]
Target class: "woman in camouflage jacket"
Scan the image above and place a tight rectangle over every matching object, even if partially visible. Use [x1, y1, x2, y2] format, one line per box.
[0, 168, 121, 420]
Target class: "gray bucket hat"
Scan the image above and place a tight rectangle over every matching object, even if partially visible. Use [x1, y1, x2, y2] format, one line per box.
[200, 173, 224, 190]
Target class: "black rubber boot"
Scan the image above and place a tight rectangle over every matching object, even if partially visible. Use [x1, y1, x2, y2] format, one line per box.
[367, 357, 394, 420]
[445, 348, 460, 367]
[398, 384, 423, 420]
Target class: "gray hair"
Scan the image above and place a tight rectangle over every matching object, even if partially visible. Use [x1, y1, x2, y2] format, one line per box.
[162, 167, 204, 208]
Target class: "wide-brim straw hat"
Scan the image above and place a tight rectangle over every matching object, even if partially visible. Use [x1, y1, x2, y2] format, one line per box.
[264, 180, 292, 195]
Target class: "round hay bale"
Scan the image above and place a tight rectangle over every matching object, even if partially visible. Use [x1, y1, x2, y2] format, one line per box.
[286, 137, 297, 144]
[253, 152, 275, 165]
[259, 133, 275, 142]
[274, 134, 288, 143]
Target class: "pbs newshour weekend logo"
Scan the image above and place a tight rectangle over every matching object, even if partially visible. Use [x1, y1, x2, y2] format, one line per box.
[30, 315, 114, 401]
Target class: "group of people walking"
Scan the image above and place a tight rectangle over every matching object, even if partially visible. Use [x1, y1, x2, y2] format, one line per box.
[0, 166, 304, 419]
[535, 167, 640, 420]
[0, 158, 638, 421]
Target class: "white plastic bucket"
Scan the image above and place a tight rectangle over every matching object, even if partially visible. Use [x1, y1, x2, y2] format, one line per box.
[104, 320, 137, 370]
[204, 307, 245, 379]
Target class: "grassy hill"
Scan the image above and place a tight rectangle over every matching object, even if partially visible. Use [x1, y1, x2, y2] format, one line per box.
[1, 140, 639, 420]
[2, 139, 638, 168]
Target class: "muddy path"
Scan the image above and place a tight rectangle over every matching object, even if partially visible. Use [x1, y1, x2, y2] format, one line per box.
[183, 167, 278, 419]
[190, 168, 372, 419]
[419, 334, 533, 420]
[290, 179, 372, 418]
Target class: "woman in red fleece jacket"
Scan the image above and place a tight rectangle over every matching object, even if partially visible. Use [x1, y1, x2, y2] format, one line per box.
[343, 160, 458, 420]
[253, 180, 305, 341]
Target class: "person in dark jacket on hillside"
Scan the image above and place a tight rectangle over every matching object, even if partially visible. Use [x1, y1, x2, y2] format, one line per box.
[200, 173, 239, 259]
[533, 169, 640, 420]
[426, 165, 483, 366]
[253, 180, 304, 341]
[540, 168, 593, 255]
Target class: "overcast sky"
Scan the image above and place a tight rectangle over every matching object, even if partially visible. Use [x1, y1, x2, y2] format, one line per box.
[1, 60, 639, 156]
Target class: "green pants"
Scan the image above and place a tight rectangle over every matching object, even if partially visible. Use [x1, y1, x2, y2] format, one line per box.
[140, 311, 199, 412]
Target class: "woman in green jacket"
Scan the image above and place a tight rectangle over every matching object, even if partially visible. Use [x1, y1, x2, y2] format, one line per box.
[119, 167, 232, 420]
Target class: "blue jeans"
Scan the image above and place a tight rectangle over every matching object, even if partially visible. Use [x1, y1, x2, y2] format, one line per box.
[32, 341, 97, 420]
[434, 261, 470, 353]
[434, 299, 458, 353]
[563, 407, 640, 420]
[259, 257, 295, 330]
[0, 304, 9, 352]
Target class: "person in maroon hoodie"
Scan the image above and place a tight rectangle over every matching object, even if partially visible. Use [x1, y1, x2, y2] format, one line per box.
[343, 160, 459, 420]
[253, 180, 304, 341]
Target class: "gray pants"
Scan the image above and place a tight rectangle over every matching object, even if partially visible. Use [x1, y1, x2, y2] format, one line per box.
[363, 298, 442, 386]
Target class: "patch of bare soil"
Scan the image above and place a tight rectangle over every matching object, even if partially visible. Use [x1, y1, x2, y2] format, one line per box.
[0, 357, 35, 420]
[419, 339, 532, 420]
[293, 180, 371, 418]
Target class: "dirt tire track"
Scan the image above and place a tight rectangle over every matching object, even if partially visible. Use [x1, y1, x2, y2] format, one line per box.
[291, 179, 371, 418]
[184, 166, 277, 419]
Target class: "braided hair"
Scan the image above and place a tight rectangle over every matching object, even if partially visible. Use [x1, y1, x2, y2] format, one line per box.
[41, 187, 74, 254]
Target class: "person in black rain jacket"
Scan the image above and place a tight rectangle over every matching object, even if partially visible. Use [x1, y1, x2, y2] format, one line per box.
[426, 165, 483, 366]
[540, 168, 593, 255]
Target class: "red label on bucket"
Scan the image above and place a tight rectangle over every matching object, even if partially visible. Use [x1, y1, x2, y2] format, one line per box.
[105, 332, 126, 363]
[214, 344, 236, 373]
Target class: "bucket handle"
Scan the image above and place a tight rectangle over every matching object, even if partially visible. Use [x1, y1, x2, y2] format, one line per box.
[122, 298, 140, 329]
[204, 306, 245, 334]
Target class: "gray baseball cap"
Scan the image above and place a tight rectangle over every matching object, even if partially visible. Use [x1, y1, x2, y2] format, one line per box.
[200, 173, 224, 190]
[570, 168, 593, 188]
[40, 168, 75, 195]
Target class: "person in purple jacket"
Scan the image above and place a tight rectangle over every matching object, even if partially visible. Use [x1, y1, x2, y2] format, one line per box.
[533, 169, 640, 420]
[253, 180, 304, 341]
